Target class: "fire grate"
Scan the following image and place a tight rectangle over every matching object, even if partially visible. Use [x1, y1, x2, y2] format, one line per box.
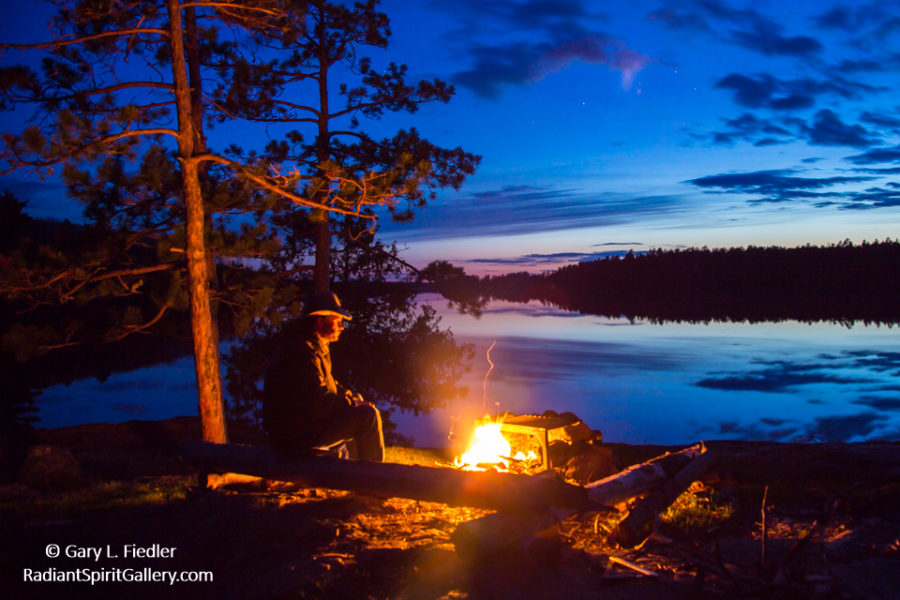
[500, 413, 580, 472]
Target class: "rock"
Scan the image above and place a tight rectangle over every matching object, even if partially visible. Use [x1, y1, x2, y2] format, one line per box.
[564, 444, 616, 485]
[548, 420, 593, 445]
[547, 440, 573, 467]
[17, 444, 86, 492]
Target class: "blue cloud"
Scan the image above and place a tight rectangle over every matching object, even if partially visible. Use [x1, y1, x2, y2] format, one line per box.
[860, 110, 900, 131]
[714, 74, 883, 111]
[803, 109, 879, 147]
[686, 169, 871, 203]
[467, 249, 638, 267]
[731, 23, 822, 56]
[436, 0, 649, 99]
[711, 112, 793, 145]
[382, 185, 685, 240]
[847, 144, 900, 164]
[650, 1, 822, 57]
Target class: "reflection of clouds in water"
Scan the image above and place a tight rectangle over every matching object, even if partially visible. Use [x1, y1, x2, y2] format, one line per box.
[842, 350, 900, 372]
[694, 351, 898, 393]
[853, 395, 900, 411]
[804, 412, 888, 442]
[696, 367, 870, 392]
[693, 349, 900, 442]
[699, 410, 894, 442]
[478, 336, 683, 382]
[871, 385, 900, 393]
[480, 305, 583, 318]
[696, 419, 799, 441]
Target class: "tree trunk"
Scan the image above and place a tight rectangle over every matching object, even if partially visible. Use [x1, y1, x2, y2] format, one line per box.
[313, 28, 331, 294]
[585, 442, 705, 507]
[167, 0, 227, 444]
[184, 3, 223, 417]
[185, 442, 592, 512]
[313, 216, 330, 292]
[608, 446, 717, 547]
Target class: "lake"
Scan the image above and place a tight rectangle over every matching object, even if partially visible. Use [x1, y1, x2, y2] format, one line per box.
[37, 294, 900, 446]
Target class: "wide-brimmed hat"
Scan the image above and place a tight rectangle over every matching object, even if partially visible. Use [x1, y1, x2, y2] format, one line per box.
[301, 292, 352, 320]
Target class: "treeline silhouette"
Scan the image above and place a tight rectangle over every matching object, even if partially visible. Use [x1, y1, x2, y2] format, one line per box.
[478, 240, 900, 324]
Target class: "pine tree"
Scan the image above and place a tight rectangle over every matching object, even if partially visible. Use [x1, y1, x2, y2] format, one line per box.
[216, 0, 479, 291]
[1, 0, 478, 442]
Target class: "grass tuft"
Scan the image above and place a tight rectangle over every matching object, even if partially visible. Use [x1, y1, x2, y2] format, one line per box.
[0, 477, 194, 520]
[661, 489, 736, 533]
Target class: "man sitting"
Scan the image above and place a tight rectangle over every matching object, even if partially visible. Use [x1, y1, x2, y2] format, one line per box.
[263, 292, 385, 462]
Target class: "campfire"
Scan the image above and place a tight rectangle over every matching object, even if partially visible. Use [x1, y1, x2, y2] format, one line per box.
[453, 339, 612, 479]
[453, 417, 540, 472]
[452, 412, 609, 479]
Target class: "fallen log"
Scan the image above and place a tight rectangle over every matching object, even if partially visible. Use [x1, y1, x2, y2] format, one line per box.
[182, 442, 592, 513]
[608, 446, 718, 547]
[585, 442, 705, 507]
[450, 444, 710, 559]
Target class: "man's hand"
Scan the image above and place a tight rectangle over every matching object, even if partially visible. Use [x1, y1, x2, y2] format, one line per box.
[344, 390, 370, 407]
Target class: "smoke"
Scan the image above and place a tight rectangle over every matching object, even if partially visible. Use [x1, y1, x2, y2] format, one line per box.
[538, 35, 652, 90]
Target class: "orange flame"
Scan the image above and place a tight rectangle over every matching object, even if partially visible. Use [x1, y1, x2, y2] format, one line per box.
[455, 420, 510, 470]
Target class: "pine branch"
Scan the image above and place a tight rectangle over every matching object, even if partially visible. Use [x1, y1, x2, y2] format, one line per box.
[47, 81, 176, 102]
[2, 128, 177, 176]
[195, 153, 381, 223]
[0, 28, 170, 50]
[183, 1, 282, 16]
[329, 130, 366, 140]
[105, 301, 174, 342]
[2, 263, 178, 300]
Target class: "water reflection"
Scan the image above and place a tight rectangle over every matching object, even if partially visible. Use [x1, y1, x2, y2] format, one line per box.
[394, 295, 900, 446]
[37, 295, 900, 446]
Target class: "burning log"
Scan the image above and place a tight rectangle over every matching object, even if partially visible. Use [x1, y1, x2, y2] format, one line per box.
[585, 442, 705, 507]
[608, 445, 718, 548]
[183, 442, 592, 513]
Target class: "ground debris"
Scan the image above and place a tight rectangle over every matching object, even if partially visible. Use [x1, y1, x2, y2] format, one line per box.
[7, 426, 900, 599]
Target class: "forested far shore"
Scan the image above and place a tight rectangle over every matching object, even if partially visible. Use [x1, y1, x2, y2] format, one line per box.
[473, 240, 900, 324]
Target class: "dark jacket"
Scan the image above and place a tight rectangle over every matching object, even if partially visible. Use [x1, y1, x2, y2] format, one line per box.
[262, 329, 352, 450]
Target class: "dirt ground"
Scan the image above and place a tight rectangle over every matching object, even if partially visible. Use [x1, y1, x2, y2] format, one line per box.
[2, 418, 899, 599]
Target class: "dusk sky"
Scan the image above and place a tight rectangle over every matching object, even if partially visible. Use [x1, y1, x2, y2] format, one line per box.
[3, 0, 900, 275]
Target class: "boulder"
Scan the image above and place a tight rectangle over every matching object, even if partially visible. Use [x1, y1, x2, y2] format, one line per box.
[564, 443, 616, 485]
[548, 419, 593, 445]
[17, 444, 86, 492]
